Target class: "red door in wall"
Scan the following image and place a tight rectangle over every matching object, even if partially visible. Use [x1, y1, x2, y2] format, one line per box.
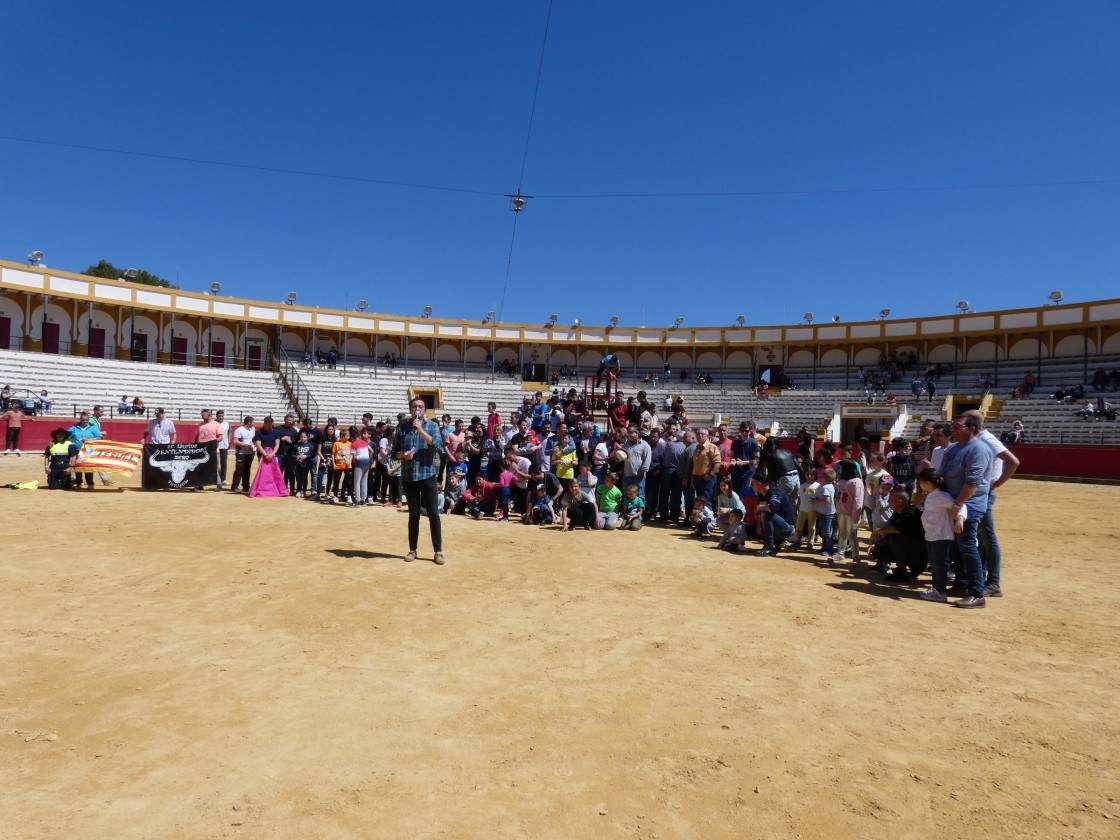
[247, 344, 263, 371]
[88, 327, 106, 359]
[172, 336, 188, 365]
[42, 322, 60, 354]
[210, 341, 226, 368]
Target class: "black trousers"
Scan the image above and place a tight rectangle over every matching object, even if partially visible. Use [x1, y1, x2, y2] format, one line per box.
[404, 475, 442, 552]
[232, 452, 254, 492]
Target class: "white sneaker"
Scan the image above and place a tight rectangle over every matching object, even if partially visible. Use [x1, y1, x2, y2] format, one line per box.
[14, 449, 21, 456]
[920, 587, 948, 603]
[2, 450, 8, 455]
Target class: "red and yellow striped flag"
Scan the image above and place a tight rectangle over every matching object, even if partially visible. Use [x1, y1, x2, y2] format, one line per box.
[73, 440, 144, 475]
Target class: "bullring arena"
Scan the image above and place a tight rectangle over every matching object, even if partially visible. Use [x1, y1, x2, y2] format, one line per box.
[3, 261, 1120, 838]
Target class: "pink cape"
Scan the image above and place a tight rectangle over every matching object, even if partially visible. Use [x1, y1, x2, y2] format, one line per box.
[249, 449, 290, 498]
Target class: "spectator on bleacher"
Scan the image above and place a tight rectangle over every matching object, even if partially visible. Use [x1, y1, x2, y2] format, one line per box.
[118, 396, 130, 415]
[0, 384, 11, 411]
[1076, 399, 1095, 420]
[132, 396, 145, 415]
[911, 378, 924, 399]
[1109, 368, 1120, 391]
[37, 390, 52, 413]
[230, 417, 257, 494]
[999, 421, 1025, 446]
[67, 411, 100, 489]
[1092, 369, 1108, 392]
[2, 400, 24, 455]
[1022, 372, 1036, 395]
[1096, 398, 1116, 421]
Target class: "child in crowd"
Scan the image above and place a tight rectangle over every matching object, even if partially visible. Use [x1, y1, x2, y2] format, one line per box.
[719, 508, 749, 552]
[713, 477, 745, 531]
[811, 468, 837, 557]
[889, 437, 916, 492]
[350, 428, 373, 506]
[869, 474, 895, 532]
[830, 459, 865, 566]
[689, 496, 716, 538]
[621, 483, 645, 530]
[917, 468, 967, 604]
[791, 466, 820, 550]
[443, 472, 465, 514]
[495, 457, 520, 522]
[527, 483, 556, 525]
[814, 448, 834, 485]
[595, 471, 623, 530]
[330, 428, 353, 503]
[43, 428, 79, 489]
[559, 478, 598, 531]
[293, 431, 315, 497]
[739, 456, 760, 533]
[464, 474, 499, 519]
[863, 452, 889, 525]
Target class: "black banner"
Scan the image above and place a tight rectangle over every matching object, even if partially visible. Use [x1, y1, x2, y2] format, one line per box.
[142, 442, 219, 490]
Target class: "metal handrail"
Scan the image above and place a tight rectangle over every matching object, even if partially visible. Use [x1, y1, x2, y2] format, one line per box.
[275, 343, 320, 424]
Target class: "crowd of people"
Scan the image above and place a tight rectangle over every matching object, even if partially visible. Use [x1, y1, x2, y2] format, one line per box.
[101, 382, 1012, 604]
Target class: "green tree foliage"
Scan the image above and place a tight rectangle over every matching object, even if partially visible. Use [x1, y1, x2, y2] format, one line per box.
[84, 259, 177, 289]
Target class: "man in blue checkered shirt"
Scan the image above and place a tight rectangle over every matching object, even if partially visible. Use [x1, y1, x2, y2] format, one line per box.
[394, 397, 446, 565]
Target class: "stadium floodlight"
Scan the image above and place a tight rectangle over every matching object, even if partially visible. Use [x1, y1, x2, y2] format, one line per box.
[208, 282, 222, 295]
[123, 268, 140, 280]
[672, 316, 685, 329]
[573, 317, 581, 327]
[735, 315, 746, 327]
[547, 313, 558, 326]
[956, 300, 969, 314]
[285, 291, 298, 305]
[831, 314, 841, 323]
[878, 307, 891, 320]
[609, 315, 620, 327]
[421, 306, 433, 318]
[482, 310, 496, 323]
[1049, 290, 1063, 305]
[803, 312, 814, 324]
[355, 299, 368, 312]
[27, 250, 44, 265]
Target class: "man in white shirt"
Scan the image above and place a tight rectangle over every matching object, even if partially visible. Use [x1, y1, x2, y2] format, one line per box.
[142, 408, 176, 445]
[231, 416, 257, 494]
[215, 409, 231, 490]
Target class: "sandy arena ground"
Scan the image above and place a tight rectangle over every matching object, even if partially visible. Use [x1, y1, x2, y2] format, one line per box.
[1, 457, 1118, 839]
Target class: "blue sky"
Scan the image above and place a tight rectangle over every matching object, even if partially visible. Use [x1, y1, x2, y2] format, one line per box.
[2, 1, 1117, 328]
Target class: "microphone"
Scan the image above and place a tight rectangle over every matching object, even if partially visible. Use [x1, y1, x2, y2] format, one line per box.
[413, 406, 425, 421]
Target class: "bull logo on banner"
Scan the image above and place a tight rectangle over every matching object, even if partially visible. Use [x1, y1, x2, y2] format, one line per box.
[142, 442, 218, 490]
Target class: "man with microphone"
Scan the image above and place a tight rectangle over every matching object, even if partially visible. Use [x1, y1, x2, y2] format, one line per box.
[394, 397, 446, 565]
